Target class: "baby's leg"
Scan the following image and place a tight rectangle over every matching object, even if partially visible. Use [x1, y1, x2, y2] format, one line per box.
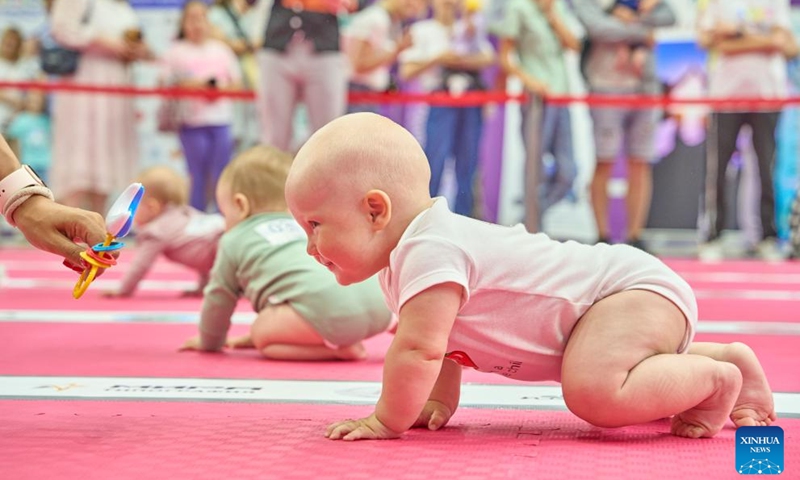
[561, 290, 742, 438]
[250, 304, 366, 361]
[689, 342, 776, 427]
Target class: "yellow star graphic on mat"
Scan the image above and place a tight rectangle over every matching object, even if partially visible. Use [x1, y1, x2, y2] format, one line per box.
[39, 383, 83, 392]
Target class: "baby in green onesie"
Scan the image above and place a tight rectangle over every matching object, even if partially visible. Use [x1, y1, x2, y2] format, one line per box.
[180, 145, 392, 360]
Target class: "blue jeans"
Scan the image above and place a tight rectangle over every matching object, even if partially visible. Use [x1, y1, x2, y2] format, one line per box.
[178, 124, 233, 211]
[425, 105, 483, 216]
[347, 82, 380, 114]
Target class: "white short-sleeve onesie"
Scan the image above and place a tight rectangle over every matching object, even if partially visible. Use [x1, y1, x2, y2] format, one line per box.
[379, 198, 698, 382]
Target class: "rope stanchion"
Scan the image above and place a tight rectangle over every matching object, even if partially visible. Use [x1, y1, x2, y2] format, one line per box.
[2, 80, 800, 110]
[0, 80, 256, 100]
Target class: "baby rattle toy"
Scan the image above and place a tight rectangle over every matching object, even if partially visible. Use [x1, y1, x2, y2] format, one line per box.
[72, 183, 144, 299]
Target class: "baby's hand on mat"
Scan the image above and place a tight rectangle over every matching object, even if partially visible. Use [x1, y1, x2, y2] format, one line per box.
[181, 288, 204, 298]
[178, 336, 203, 352]
[226, 334, 254, 349]
[325, 413, 400, 441]
[102, 290, 127, 299]
[412, 400, 453, 431]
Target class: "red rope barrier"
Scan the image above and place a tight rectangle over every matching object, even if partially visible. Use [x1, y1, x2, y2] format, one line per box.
[2, 80, 798, 109]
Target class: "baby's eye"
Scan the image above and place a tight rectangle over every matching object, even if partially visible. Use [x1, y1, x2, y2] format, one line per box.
[309, 221, 320, 229]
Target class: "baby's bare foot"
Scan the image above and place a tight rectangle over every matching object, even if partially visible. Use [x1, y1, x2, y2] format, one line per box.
[336, 343, 367, 361]
[671, 362, 741, 438]
[721, 343, 777, 427]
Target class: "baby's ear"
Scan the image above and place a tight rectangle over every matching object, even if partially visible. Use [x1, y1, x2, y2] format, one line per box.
[364, 190, 391, 230]
[233, 193, 251, 219]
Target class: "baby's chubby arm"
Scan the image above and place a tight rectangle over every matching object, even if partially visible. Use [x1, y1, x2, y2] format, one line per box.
[325, 282, 462, 441]
[411, 357, 462, 431]
[179, 248, 240, 352]
[111, 236, 164, 297]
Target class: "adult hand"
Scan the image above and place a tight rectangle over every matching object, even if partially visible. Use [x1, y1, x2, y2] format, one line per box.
[437, 51, 461, 68]
[96, 36, 131, 61]
[712, 22, 741, 39]
[770, 29, 791, 52]
[395, 30, 413, 54]
[611, 5, 638, 23]
[13, 196, 111, 273]
[522, 75, 549, 97]
[638, 0, 660, 16]
[126, 41, 155, 62]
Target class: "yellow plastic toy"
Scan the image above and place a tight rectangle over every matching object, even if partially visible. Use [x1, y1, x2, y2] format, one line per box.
[72, 183, 145, 299]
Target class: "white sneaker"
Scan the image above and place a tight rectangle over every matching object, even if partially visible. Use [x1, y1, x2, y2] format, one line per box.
[698, 239, 725, 262]
[755, 238, 786, 262]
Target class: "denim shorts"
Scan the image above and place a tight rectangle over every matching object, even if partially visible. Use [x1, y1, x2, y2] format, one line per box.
[590, 105, 659, 161]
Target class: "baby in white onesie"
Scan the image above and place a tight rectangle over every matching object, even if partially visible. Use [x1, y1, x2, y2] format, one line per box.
[284, 113, 776, 442]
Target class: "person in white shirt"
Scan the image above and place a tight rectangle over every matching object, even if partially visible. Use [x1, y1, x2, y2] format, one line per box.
[696, 0, 799, 261]
[284, 112, 775, 441]
[342, 0, 426, 113]
[161, 0, 243, 212]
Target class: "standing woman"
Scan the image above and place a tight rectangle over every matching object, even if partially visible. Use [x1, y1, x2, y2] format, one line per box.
[162, 1, 242, 212]
[208, 0, 261, 151]
[50, 0, 152, 213]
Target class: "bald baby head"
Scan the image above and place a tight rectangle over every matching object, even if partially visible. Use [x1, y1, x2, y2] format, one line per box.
[286, 114, 436, 284]
[287, 113, 432, 209]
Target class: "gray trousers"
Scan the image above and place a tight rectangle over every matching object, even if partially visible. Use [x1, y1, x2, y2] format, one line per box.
[256, 37, 347, 151]
[520, 97, 577, 232]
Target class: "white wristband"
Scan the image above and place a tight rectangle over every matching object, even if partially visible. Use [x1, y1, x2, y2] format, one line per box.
[2, 185, 55, 227]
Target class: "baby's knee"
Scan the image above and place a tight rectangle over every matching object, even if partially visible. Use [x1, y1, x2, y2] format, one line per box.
[562, 382, 627, 428]
[249, 320, 272, 351]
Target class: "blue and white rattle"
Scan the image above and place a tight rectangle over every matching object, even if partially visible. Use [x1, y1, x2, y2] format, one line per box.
[72, 183, 144, 299]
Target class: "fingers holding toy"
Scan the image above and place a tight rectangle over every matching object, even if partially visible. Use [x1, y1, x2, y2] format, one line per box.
[325, 413, 400, 441]
[71, 183, 143, 299]
[15, 196, 110, 270]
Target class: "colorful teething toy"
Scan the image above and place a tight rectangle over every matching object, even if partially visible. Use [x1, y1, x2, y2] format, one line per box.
[72, 183, 144, 299]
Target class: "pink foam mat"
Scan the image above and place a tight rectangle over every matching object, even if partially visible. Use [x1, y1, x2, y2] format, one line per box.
[695, 299, 800, 322]
[0, 248, 190, 271]
[0, 322, 513, 385]
[0, 288, 252, 312]
[5, 247, 800, 279]
[1, 322, 797, 391]
[1, 288, 797, 321]
[663, 258, 800, 273]
[5, 247, 799, 270]
[6, 269, 197, 281]
[0, 400, 796, 480]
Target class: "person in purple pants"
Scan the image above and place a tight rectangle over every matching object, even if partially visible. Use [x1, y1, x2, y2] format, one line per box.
[161, 1, 243, 211]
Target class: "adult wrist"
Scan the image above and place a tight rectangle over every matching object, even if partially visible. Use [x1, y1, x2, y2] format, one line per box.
[0, 165, 53, 227]
[10, 193, 53, 228]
